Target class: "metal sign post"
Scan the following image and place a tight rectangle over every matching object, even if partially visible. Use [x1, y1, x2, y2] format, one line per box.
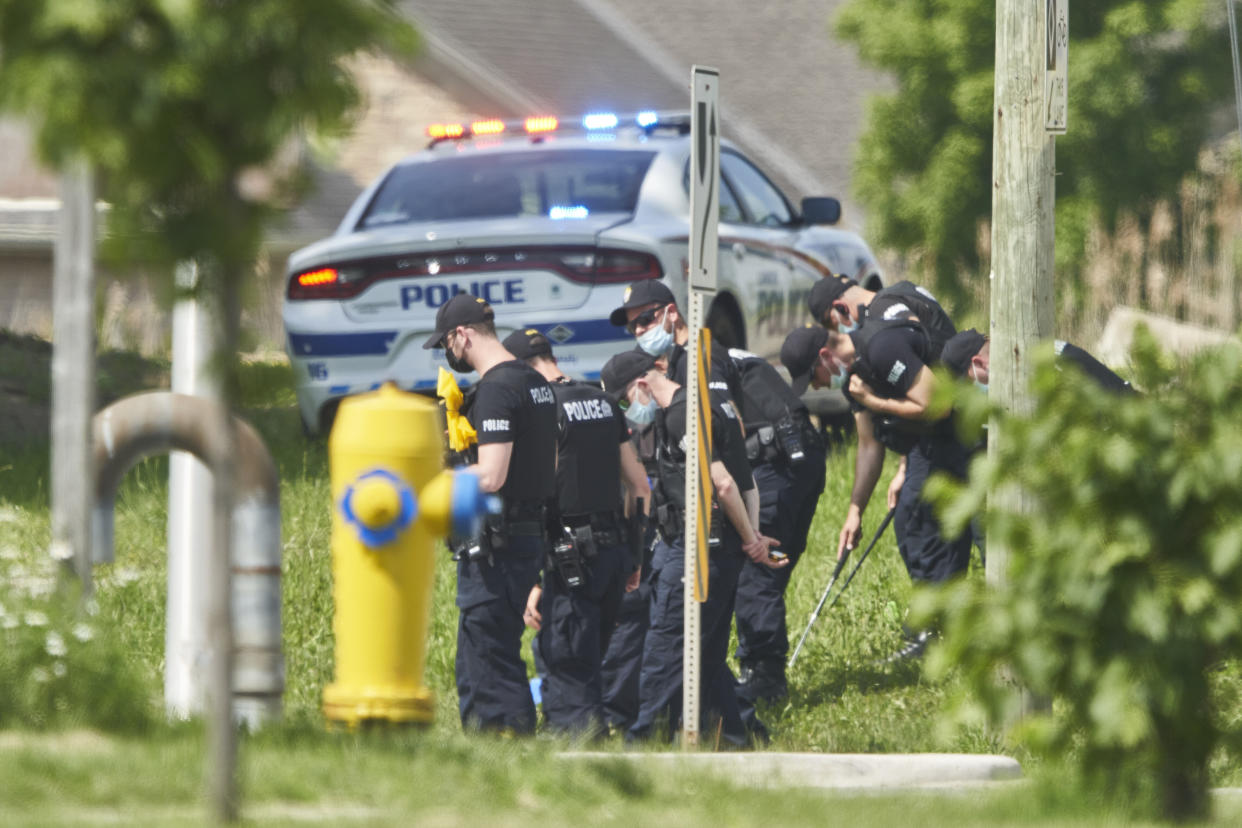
[684, 65, 719, 749]
[1044, 0, 1069, 133]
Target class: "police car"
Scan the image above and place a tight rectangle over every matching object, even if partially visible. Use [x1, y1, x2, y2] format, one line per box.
[283, 111, 883, 433]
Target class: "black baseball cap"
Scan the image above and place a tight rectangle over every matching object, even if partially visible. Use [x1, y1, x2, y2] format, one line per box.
[502, 328, 554, 360]
[941, 329, 987, 377]
[780, 325, 829, 396]
[600, 350, 658, 396]
[808, 274, 858, 325]
[421, 293, 494, 349]
[608, 280, 676, 326]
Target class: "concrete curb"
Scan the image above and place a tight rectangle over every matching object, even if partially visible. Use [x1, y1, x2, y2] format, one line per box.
[560, 752, 1023, 790]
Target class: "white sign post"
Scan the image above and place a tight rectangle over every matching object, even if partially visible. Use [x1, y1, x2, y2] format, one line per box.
[1045, 0, 1068, 133]
[684, 65, 719, 749]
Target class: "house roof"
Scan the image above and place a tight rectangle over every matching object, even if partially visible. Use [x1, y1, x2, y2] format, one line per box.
[0, 1, 889, 251]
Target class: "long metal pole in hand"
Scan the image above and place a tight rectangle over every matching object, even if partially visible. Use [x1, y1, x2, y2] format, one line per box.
[788, 507, 895, 668]
[684, 65, 720, 749]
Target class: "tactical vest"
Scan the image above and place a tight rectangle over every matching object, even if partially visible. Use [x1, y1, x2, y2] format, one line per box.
[550, 378, 624, 517]
[866, 281, 957, 361]
[846, 318, 939, 455]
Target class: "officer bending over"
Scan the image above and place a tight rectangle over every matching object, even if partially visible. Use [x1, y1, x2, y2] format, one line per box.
[806, 274, 958, 561]
[423, 294, 558, 733]
[601, 350, 782, 744]
[722, 346, 827, 703]
[940, 329, 1135, 395]
[500, 328, 650, 736]
[809, 273, 957, 355]
[782, 319, 971, 661]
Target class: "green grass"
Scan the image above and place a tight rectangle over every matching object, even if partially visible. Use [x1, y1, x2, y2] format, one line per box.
[3, 348, 1242, 824]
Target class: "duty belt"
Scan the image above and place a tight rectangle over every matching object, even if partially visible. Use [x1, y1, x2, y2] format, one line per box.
[562, 511, 625, 547]
[503, 499, 546, 535]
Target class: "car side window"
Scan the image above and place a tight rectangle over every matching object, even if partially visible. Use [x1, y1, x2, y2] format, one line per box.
[721, 152, 793, 227]
[682, 161, 745, 223]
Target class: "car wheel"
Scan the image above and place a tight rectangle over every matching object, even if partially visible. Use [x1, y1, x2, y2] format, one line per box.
[706, 297, 745, 350]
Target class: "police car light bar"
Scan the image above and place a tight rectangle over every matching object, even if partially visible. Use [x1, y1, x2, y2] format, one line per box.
[426, 111, 690, 144]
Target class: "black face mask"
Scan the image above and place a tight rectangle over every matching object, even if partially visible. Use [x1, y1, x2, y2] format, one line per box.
[444, 342, 472, 374]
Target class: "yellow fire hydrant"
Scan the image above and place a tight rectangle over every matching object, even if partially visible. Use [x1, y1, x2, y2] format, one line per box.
[323, 382, 488, 727]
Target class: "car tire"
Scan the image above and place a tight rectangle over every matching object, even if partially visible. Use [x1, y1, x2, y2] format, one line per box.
[706, 298, 746, 350]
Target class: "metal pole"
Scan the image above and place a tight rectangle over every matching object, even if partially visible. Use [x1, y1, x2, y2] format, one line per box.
[50, 158, 97, 592]
[987, 0, 1058, 586]
[685, 66, 720, 748]
[168, 260, 219, 718]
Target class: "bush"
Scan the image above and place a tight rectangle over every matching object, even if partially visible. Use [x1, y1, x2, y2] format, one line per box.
[916, 332, 1242, 822]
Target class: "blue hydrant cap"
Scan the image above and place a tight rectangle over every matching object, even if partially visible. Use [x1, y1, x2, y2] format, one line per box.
[340, 468, 418, 548]
[449, 472, 496, 537]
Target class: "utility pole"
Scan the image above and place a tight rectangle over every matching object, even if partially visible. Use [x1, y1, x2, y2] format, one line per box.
[50, 158, 97, 593]
[987, 0, 1064, 584]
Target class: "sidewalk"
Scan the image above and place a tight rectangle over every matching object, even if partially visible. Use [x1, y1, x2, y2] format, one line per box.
[561, 752, 1023, 791]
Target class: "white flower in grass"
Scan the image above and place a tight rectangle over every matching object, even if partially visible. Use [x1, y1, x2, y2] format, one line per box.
[1, 615, 16, 630]
[72, 623, 94, 643]
[52, 661, 67, 678]
[24, 610, 48, 627]
[46, 631, 67, 658]
[31, 667, 50, 683]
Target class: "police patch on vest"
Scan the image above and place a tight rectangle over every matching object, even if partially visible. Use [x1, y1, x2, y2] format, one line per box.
[881, 302, 912, 321]
[530, 386, 554, 405]
[887, 360, 907, 385]
[482, 418, 510, 432]
[561, 397, 614, 422]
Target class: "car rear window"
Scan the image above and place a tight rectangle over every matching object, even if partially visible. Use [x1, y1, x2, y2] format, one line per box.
[359, 148, 657, 228]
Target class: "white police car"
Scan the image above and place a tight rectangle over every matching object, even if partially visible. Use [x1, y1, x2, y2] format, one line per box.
[283, 111, 882, 433]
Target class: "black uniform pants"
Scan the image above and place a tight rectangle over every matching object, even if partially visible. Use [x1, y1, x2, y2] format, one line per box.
[894, 439, 971, 584]
[599, 575, 650, 730]
[628, 535, 747, 744]
[536, 542, 629, 733]
[455, 534, 542, 733]
[733, 444, 827, 673]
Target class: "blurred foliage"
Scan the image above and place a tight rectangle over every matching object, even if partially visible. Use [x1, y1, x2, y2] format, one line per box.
[0, 568, 156, 732]
[915, 330, 1242, 821]
[0, 0, 416, 273]
[0, 1, 418, 402]
[835, 0, 1232, 311]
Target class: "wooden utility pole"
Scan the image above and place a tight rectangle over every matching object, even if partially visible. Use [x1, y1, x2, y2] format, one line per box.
[50, 159, 97, 593]
[987, 1, 1062, 585]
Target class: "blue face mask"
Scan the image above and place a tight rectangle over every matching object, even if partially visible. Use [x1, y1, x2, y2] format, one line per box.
[833, 305, 858, 334]
[636, 308, 675, 356]
[625, 396, 658, 426]
[974, 380, 989, 394]
[830, 367, 847, 390]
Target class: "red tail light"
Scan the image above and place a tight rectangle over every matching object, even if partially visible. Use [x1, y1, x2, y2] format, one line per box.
[562, 250, 662, 283]
[287, 266, 368, 300]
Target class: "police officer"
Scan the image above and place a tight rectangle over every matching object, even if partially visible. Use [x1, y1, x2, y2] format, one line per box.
[808, 274, 957, 357]
[610, 281, 819, 702]
[940, 329, 1135, 395]
[423, 294, 558, 733]
[783, 318, 971, 661]
[500, 328, 650, 736]
[609, 279, 744, 404]
[723, 346, 827, 702]
[806, 274, 959, 572]
[600, 350, 783, 744]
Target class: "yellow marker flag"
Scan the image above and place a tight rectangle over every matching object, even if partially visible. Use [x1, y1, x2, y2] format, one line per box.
[436, 367, 477, 451]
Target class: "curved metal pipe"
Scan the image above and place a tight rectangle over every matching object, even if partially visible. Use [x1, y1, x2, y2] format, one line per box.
[92, 391, 283, 724]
